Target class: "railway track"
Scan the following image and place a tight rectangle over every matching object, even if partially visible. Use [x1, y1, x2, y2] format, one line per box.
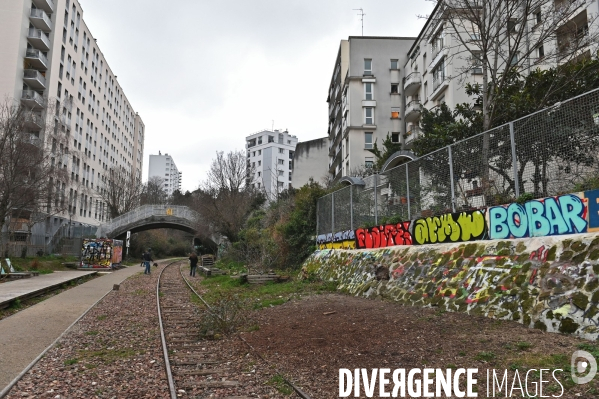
[157, 260, 310, 398]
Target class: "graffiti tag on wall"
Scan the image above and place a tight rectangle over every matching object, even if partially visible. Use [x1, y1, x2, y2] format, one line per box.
[355, 222, 412, 249]
[316, 190, 599, 250]
[317, 230, 356, 250]
[489, 194, 588, 239]
[81, 239, 124, 268]
[412, 210, 487, 245]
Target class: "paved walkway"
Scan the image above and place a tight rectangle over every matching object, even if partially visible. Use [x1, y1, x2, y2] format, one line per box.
[0, 265, 143, 391]
[0, 271, 97, 308]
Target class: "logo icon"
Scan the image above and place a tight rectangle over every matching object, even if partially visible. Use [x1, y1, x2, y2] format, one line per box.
[571, 350, 597, 384]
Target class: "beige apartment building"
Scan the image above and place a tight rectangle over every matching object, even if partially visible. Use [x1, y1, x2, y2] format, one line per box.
[0, 0, 145, 237]
[327, 37, 415, 182]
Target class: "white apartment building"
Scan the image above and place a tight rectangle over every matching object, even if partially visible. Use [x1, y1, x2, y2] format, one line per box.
[148, 152, 182, 195]
[402, 0, 599, 146]
[246, 129, 298, 200]
[327, 37, 415, 182]
[0, 0, 145, 235]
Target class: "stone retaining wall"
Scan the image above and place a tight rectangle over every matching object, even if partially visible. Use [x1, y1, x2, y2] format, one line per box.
[302, 233, 599, 340]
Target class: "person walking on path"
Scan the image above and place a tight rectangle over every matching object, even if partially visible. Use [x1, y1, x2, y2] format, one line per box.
[189, 252, 198, 277]
[142, 250, 153, 275]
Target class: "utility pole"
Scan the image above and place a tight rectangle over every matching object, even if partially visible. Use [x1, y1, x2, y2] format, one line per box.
[353, 8, 365, 36]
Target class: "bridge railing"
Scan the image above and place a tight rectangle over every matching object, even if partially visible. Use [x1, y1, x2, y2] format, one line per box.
[100, 205, 198, 236]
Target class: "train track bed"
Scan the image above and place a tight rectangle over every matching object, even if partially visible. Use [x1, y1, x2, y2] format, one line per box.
[4, 262, 281, 398]
[158, 262, 282, 398]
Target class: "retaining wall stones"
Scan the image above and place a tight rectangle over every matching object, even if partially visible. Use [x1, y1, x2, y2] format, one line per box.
[302, 233, 599, 340]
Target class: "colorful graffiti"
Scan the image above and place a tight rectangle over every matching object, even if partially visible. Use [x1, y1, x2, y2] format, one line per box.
[317, 190, 599, 250]
[81, 239, 123, 269]
[302, 233, 599, 340]
[413, 210, 486, 245]
[355, 222, 412, 249]
[317, 231, 356, 250]
[489, 194, 588, 239]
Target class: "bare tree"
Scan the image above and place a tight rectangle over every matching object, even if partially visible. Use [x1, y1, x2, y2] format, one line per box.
[193, 150, 263, 243]
[141, 176, 168, 205]
[99, 166, 143, 219]
[428, 0, 599, 130]
[0, 98, 72, 246]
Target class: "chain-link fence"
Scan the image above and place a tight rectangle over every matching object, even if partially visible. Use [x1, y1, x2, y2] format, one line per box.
[317, 87, 599, 236]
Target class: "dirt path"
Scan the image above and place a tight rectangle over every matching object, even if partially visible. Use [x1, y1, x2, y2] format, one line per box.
[243, 294, 598, 398]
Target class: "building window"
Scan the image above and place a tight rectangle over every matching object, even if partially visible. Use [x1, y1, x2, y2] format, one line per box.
[279, 148, 284, 154]
[364, 132, 373, 149]
[268, 135, 274, 143]
[365, 157, 374, 168]
[278, 159, 284, 165]
[507, 19, 517, 34]
[391, 108, 400, 119]
[258, 149, 261, 155]
[471, 51, 483, 74]
[424, 82, 428, 98]
[391, 84, 398, 94]
[258, 160, 261, 166]
[364, 59, 372, 76]
[258, 137, 262, 145]
[390, 59, 398, 70]
[510, 52, 519, 66]
[537, 44, 544, 59]
[392, 132, 400, 143]
[364, 83, 373, 100]
[365, 108, 374, 125]
[278, 170, 284, 176]
[257, 172, 261, 177]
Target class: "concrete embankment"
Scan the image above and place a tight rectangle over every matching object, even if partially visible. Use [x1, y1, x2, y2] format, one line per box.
[302, 233, 599, 340]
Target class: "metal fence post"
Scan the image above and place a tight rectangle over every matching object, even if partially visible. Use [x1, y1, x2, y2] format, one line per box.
[448, 146, 456, 213]
[316, 199, 319, 237]
[374, 174, 378, 225]
[331, 193, 335, 236]
[405, 164, 411, 220]
[349, 186, 353, 230]
[509, 122, 520, 198]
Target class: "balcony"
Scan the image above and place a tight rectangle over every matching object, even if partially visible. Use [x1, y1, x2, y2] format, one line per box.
[403, 72, 422, 96]
[23, 69, 47, 90]
[24, 49, 48, 70]
[405, 126, 422, 144]
[404, 100, 422, 122]
[32, 0, 54, 14]
[431, 75, 449, 100]
[27, 28, 51, 51]
[21, 90, 44, 109]
[24, 112, 43, 130]
[29, 8, 52, 32]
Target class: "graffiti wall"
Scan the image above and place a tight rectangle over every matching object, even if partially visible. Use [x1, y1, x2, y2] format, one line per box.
[355, 222, 412, 249]
[81, 239, 123, 269]
[317, 230, 356, 250]
[413, 210, 487, 245]
[488, 193, 589, 239]
[318, 190, 599, 250]
[302, 233, 599, 340]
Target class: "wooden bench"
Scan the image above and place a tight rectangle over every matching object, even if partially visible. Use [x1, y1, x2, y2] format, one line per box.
[246, 274, 281, 284]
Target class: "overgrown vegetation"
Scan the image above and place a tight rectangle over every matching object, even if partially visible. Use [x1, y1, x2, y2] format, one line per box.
[225, 179, 328, 273]
[190, 269, 337, 337]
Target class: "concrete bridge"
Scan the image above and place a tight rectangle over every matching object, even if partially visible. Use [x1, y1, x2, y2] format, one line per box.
[96, 205, 199, 239]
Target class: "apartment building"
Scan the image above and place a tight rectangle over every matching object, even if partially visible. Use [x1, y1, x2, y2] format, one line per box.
[402, 0, 599, 147]
[291, 137, 329, 189]
[246, 129, 298, 200]
[327, 37, 415, 182]
[0, 0, 145, 235]
[148, 152, 182, 195]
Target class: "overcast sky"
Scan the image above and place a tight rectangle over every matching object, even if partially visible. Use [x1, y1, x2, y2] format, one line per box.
[81, 0, 435, 192]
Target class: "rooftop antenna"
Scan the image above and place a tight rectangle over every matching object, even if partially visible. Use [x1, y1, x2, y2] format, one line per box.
[271, 120, 274, 131]
[353, 8, 365, 36]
